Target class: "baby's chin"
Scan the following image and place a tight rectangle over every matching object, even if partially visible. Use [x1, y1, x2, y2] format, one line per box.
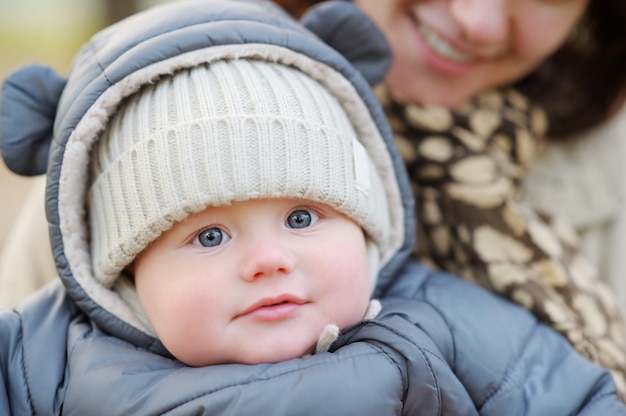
[177, 340, 318, 367]
[232, 343, 317, 365]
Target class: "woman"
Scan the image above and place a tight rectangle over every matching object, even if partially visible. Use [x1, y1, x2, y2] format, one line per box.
[275, 0, 626, 398]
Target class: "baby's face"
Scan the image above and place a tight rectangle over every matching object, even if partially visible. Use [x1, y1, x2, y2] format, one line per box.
[133, 198, 371, 366]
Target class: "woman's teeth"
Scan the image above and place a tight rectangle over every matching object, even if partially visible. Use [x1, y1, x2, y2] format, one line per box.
[418, 23, 471, 62]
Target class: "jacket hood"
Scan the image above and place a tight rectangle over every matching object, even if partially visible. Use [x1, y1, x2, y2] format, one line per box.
[0, 0, 414, 354]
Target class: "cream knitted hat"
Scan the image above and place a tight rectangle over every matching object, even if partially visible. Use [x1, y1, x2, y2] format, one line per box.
[89, 59, 390, 288]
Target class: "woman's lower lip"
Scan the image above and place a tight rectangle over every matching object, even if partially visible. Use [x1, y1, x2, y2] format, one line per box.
[410, 18, 477, 77]
[239, 302, 302, 321]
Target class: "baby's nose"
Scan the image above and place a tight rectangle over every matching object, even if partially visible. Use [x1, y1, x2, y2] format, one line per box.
[239, 239, 296, 281]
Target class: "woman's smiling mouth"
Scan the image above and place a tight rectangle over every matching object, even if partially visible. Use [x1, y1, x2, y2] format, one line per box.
[417, 22, 471, 62]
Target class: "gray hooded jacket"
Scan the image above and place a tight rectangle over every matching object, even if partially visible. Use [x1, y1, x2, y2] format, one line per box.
[0, 1, 624, 415]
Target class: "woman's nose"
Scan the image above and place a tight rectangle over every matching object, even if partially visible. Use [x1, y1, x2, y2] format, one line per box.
[451, 0, 509, 45]
[239, 239, 296, 281]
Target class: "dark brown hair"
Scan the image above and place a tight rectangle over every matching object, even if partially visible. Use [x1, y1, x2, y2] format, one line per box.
[515, 0, 626, 138]
[271, 0, 318, 18]
[274, 0, 626, 139]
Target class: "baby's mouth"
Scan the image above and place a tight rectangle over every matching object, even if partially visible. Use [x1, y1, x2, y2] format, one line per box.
[235, 295, 307, 321]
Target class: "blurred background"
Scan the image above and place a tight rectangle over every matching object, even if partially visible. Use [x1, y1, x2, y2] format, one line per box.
[0, 0, 175, 253]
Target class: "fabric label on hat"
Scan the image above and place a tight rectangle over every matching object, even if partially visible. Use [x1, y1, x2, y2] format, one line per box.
[352, 137, 370, 195]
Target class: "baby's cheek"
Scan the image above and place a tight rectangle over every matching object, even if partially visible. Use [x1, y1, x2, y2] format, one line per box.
[327, 254, 371, 325]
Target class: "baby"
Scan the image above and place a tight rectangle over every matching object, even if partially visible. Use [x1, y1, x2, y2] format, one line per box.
[93, 59, 390, 366]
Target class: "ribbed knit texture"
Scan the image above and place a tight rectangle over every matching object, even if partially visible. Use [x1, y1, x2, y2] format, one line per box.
[89, 59, 390, 287]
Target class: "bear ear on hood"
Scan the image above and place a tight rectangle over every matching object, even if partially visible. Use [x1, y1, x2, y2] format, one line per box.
[300, 1, 392, 87]
[0, 64, 67, 176]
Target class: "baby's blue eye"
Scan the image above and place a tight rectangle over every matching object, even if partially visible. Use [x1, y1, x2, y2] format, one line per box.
[286, 209, 319, 229]
[193, 227, 230, 248]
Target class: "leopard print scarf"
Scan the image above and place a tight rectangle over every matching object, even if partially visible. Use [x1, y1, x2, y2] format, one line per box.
[375, 85, 626, 400]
